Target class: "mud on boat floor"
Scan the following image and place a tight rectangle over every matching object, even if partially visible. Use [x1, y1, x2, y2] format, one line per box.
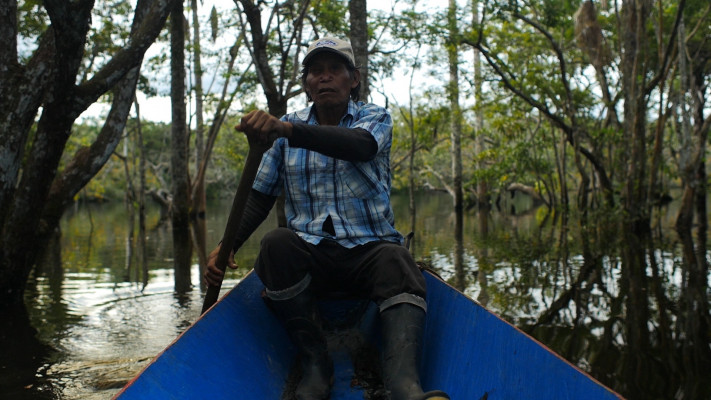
[281, 326, 388, 400]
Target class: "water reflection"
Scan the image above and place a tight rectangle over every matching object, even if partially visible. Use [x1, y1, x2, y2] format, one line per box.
[4, 191, 711, 399]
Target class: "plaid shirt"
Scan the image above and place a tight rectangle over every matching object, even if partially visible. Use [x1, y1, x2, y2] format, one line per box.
[252, 100, 403, 248]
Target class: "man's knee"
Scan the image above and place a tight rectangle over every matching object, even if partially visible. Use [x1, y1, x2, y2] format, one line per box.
[260, 227, 296, 250]
[367, 242, 426, 300]
[256, 228, 310, 291]
[379, 243, 420, 273]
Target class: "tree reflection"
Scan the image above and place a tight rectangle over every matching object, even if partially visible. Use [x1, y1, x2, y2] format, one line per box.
[7, 232, 66, 399]
[497, 210, 711, 400]
[676, 224, 710, 398]
[475, 209, 491, 306]
[0, 303, 55, 399]
[453, 206, 465, 292]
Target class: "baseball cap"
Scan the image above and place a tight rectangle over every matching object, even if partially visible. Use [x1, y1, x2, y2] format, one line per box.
[303, 37, 356, 68]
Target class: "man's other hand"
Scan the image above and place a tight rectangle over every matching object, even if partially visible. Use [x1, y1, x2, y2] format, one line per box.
[205, 244, 238, 287]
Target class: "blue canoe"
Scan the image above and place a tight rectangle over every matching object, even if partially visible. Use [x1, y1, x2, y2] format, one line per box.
[114, 270, 623, 399]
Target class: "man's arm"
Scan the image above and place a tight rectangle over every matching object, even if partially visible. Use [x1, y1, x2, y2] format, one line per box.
[288, 124, 378, 162]
[230, 189, 276, 252]
[235, 109, 378, 162]
[204, 189, 275, 287]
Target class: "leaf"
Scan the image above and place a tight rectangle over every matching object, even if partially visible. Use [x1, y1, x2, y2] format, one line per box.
[210, 6, 218, 43]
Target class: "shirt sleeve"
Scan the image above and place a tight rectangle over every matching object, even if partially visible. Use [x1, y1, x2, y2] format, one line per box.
[288, 124, 377, 162]
[251, 139, 285, 197]
[349, 103, 393, 154]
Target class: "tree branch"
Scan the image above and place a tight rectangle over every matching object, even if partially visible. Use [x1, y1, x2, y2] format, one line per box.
[75, 0, 174, 109]
[645, 0, 685, 95]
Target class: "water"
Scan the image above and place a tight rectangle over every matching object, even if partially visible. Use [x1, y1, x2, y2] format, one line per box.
[4, 191, 711, 399]
[27, 276, 203, 398]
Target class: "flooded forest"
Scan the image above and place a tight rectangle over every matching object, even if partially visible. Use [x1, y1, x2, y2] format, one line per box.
[1, 1, 710, 400]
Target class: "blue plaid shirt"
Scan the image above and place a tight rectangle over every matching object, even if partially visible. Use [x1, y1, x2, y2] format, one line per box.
[252, 101, 403, 248]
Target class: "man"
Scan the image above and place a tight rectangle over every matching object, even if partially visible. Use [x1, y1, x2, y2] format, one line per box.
[206, 37, 449, 400]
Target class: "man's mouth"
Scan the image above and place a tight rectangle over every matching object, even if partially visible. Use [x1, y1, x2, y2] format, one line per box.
[318, 88, 336, 94]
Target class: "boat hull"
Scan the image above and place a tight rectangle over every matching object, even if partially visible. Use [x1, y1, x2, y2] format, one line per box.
[114, 270, 622, 399]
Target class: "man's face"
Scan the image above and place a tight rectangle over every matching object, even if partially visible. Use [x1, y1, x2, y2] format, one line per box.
[304, 53, 359, 108]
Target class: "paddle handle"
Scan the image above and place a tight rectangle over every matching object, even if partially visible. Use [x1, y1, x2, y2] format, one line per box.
[201, 146, 263, 314]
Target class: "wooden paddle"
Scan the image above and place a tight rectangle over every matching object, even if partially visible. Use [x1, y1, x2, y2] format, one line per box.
[201, 144, 264, 315]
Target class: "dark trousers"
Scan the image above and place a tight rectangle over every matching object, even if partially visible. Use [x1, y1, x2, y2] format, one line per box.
[254, 228, 427, 310]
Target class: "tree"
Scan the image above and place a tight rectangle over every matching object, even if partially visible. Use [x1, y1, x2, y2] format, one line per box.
[447, 0, 465, 290]
[673, 4, 711, 395]
[471, 0, 489, 209]
[189, 0, 209, 283]
[0, 0, 175, 309]
[462, 1, 613, 212]
[236, 0, 310, 118]
[234, 0, 313, 226]
[349, 0, 369, 100]
[170, 0, 192, 292]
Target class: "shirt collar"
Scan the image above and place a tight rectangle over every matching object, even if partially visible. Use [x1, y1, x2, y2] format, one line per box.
[299, 100, 358, 126]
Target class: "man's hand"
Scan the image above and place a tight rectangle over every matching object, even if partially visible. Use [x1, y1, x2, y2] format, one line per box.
[236, 110, 293, 150]
[204, 244, 238, 287]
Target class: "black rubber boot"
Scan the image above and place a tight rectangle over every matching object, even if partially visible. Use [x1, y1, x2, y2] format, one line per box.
[380, 303, 450, 400]
[270, 288, 334, 400]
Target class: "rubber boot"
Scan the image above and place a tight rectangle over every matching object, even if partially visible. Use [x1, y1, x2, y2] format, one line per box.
[380, 303, 450, 400]
[270, 288, 334, 400]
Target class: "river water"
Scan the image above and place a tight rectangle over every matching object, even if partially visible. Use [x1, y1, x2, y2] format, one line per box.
[4, 191, 710, 399]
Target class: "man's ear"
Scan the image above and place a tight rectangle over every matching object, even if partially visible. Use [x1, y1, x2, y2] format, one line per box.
[351, 69, 361, 89]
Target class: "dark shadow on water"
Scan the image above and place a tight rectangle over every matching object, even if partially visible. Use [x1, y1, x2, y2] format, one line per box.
[0, 304, 56, 400]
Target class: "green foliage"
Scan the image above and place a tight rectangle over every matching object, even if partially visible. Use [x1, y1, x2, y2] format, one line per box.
[539, 0, 579, 28]
[311, 0, 349, 35]
[65, 120, 173, 202]
[210, 6, 219, 42]
[391, 99, 451, 190]
[209, 114, 251, 196]
[16, 0, 47, 44]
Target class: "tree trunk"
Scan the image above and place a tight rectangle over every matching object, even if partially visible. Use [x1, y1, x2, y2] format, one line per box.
[404, 46, 421, 256]
[190, 0, 209, 290]
[553, 125, 568, 210]
[0, 1, 94, 307]
[170, 1, 193, 293]
[349, 0, 369, 100]
[472, 0, 489, 210]
[0, 0, 173, 309]
[620, 0, 652, 230]
[616, 3, 657, 392]
[448, 0, 464, 290]
[120, 138, 137, 282]
[134, 100, 149, 288]
[674, 16, 711, 395]
[646, 2, 673, 205]
[674, 17, 709, 236]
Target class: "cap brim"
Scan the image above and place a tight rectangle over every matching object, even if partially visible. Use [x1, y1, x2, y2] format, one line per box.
[302, 47, 354, 67]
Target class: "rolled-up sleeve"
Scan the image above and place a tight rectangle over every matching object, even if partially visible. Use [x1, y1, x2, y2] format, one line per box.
[350, 103, 393, 154]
